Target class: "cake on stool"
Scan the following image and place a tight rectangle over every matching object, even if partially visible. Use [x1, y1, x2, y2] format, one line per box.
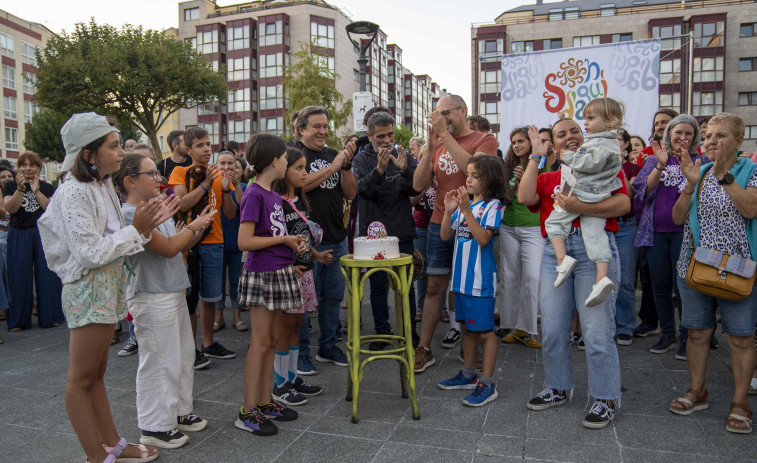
[354, 221, 401, 260]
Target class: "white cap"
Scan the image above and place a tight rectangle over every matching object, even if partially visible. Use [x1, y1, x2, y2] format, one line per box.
[60, 112, 120, 172]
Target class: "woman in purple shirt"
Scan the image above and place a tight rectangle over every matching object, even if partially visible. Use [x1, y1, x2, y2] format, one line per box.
[633, 114, 709, 359]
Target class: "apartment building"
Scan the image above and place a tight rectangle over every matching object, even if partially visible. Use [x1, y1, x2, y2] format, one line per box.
[471, 0, 757, 144]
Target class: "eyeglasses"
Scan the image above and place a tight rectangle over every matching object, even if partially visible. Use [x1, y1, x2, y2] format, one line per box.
[129, 170, 161, 181]
[439, 106, 463, 117]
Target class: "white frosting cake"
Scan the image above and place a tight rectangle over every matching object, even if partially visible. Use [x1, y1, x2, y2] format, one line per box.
[353, 236, 400, 260]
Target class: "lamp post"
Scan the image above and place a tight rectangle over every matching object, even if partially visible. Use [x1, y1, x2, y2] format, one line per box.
[345, 21, 380, 94]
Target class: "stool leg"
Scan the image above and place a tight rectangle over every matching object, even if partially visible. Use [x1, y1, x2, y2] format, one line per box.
[349, 267, 361, 424]
[395, 288, 409, 399]
[399, 265, 420, 420]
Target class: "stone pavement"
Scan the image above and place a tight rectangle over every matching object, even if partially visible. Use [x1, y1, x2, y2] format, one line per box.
[1, 299, 755, 463]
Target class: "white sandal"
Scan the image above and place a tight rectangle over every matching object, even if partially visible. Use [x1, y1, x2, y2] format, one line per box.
[104, 438, 158, 463]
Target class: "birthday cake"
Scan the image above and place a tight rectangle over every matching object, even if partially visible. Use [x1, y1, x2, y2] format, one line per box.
[353, 236, 401, 260]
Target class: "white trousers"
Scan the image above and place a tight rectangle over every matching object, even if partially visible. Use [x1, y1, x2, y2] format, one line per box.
[130, 290, 195, 432]
[496, 225, 544, 335]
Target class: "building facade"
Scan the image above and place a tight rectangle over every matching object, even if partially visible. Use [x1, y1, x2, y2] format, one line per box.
[471, 0, 757, 144]
[177, 0, 441, 151]
[0, 10, 52, 172]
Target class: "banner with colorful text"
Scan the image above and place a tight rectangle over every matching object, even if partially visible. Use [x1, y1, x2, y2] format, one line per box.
[499, 38, 661, 154]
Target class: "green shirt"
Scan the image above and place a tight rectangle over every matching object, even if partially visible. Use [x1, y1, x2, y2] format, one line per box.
[502, 162, 548, 228]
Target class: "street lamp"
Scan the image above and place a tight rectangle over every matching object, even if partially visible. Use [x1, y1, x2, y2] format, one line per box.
[345, 21, 380, 94]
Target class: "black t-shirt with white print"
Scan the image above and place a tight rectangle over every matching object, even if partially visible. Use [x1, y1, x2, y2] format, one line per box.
[282, 196, 314, 270]
[2, 180, 55, 229]
[297, 141, 346, 245]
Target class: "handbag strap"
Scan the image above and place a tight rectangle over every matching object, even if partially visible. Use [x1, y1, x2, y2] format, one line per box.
[688, 164, 713, 256]
[282, 195, 308, 224]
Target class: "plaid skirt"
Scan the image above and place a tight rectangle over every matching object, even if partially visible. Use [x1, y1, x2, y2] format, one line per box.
[238, 265, 303, 312]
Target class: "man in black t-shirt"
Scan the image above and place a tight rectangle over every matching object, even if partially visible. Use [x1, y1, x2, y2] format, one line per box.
[156, 130, 191, 180]
[295, 106, 356, 374]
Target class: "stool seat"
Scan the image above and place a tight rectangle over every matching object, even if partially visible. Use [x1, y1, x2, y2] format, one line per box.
[340, 253, 420, 423]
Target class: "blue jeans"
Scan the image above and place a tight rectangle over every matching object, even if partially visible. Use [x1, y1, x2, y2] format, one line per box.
[644, 232, 686, 341]
[369, 240, 417, 334]
[614, 220, 638, 336]
[413, 227, 428, 314]
[678, 276, 757, 337]
[216, 249, 243, 310]
[196, 243, 224, 303]
[300, 238, 349, 356]
[540, 232, 622, 400]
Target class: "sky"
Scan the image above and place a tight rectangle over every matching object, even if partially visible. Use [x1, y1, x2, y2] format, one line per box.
[8, 0, 527, 103]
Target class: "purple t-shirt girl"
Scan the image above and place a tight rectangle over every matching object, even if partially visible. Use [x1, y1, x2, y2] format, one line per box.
[240, 182, 295, 272]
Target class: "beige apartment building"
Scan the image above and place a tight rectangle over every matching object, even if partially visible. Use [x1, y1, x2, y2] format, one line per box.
[176, 0, 441, 151]
[471, 0, 757, 145]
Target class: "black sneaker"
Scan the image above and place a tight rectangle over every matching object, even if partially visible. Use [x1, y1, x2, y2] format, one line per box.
[118, 338, 138, 357]
[675, 340, 687, 360]
[194, 350, 211, 370]
[494, 317, 508, 338]
[614, 333, 633, 346]
[272, 382, 308, 406]
[650, 334, 677, 354]
[235, 406, 278, 436]
[139, 429, 189, 449]
[582, 400, 615, 429]
[293, 376, 322, 396]
[177, 413, 207, 432]
[577, 336, 585, 351]
[527, 388, 570, 411]
[202, 341, 236, 359]
[633, 322, 660, 337]
[335, 322, 344, 341]
[441, 328, 461, 349]
[257, 400, 298, 421]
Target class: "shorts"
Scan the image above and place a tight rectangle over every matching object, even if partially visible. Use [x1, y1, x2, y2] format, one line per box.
[454, 292, 495, 334]
[293, 269, 318, 315]
[426, 221, 454, 275]
[238, 265, 303, 312]
[61, 259, 127, 329]
[197, 243, 224, 302]
[678, 276, 757, 337]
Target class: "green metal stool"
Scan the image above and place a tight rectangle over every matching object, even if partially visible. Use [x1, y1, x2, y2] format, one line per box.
[339, 253, 420, 423]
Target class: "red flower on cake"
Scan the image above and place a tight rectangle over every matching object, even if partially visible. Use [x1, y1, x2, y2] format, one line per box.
[374, 252, 385, 260]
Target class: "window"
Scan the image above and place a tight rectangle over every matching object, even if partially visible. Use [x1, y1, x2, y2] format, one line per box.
[573, 36, 600, 47]
[201, 122, 220, 145]
[693, 56, 723, 82]
[478, 101, 499, 125]
[22, 71, 36, 94]
[479, 70, 501, 94]
[228, 119, 250, 143]
[544, 38, 562, 49]
[694, 21, 724, 48]
[196, 29, 218, 54]
[692, 90, 722, 116]
[612, 33, 632, 42]
[310, 21, 334, 49]
[740, 23, 756, 37]
[0, 32, 14, 59]
[4, 96, 16, 120]
[2, 65, 14, 89]
[548, 9, 563, 21]
[5, 127, 18, 151]
[600, 4, 615, 16]
[227, 57, 250, 81]
[511, 41, 534, 53]
[227, 25, 249, 51]
[24, 100, 39, 123]
[260, 53, 283, 78]
[353, 69, 359, 82]
[659, 59, 681, 84]
[261, 116, 283, 133]
[259, 21, 282, 46]
[184, 7, 199, 21]
[564, 7, 579, 19]
[260, 85, 283, 110]
[738, 91, 757, 106]
[659, 92, 681, 110]
[740, 57, 757, 72]
[158, 135, 165, 152]
[185, 37, 196, 50]
[314, 55, 334, 76]
[746, 125, 757, 139]
[652, 25, 682, 51]
[485, 40, 499, 54]
[198, 100, 220, 115]
[19, 41, 39, 66]
[227, 87, 251, 112]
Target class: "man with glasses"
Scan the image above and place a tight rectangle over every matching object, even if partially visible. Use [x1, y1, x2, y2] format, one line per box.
[411, 95, 498, 373]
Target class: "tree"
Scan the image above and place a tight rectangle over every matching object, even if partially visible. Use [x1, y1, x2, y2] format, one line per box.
[394, 123, 415, 150]
[283, 42, 352, 149]
[35, 19, 227, 152]
[24, 108, 68, 162]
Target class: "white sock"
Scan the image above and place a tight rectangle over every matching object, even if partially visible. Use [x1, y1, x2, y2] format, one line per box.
[449, 315, 460, 331]
[288, 345, 299, 383]
[274, 350, 289, 387]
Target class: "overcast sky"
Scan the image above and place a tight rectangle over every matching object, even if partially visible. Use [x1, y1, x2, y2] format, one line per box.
[9, 0, 530, 103]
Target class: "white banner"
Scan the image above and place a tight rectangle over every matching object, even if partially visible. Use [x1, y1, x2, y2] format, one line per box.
[499, 39, 661, 154]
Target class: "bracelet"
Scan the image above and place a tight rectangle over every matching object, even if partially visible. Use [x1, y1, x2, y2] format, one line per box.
[186, 225, 198, 235]
[681, 190, 694, 196]
[655, 163, 665, 171]
[200, 184, 210, 192]
[342, 161, 352, 170]
[222, 188, 232, 194]
[529, 155, 543, 163]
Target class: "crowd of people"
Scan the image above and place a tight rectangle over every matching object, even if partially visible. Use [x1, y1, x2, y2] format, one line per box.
[1, 93, 756, 462]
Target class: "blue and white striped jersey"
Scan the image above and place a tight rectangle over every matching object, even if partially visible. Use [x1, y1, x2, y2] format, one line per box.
[450, 199, 503, 298]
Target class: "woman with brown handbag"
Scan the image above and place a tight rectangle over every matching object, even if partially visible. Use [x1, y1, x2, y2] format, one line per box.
[669, 112, 757, 434]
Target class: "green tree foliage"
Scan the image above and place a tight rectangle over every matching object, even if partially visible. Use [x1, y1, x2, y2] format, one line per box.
[393, 123, 415, 150]
[283, 42, 352, 148]
[23, 108, 68, 162]
[35, 19, 227, 152]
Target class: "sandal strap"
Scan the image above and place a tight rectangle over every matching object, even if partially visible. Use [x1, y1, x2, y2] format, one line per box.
[730, 402, 753, 418]
[112, 438, 128, 457]
[672, 397, 694, 408]
[686, 387, 708, 401]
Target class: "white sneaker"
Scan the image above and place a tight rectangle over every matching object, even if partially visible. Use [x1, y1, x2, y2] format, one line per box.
[585, 277, 615, 307]
[553, 256, 577, 288]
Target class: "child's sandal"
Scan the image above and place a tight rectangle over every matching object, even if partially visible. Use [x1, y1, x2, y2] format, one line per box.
[103, 438, 158, 463]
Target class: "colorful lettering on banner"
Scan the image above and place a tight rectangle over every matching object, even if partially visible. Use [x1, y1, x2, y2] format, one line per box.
[543, 58, 607, 121]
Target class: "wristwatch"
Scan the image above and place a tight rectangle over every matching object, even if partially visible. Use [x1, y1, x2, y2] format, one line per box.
[718, 172, 734, 186]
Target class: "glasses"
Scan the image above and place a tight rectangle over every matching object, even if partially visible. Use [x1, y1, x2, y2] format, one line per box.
[129, 170, 161, 181]
[439, 106, 463, 117]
